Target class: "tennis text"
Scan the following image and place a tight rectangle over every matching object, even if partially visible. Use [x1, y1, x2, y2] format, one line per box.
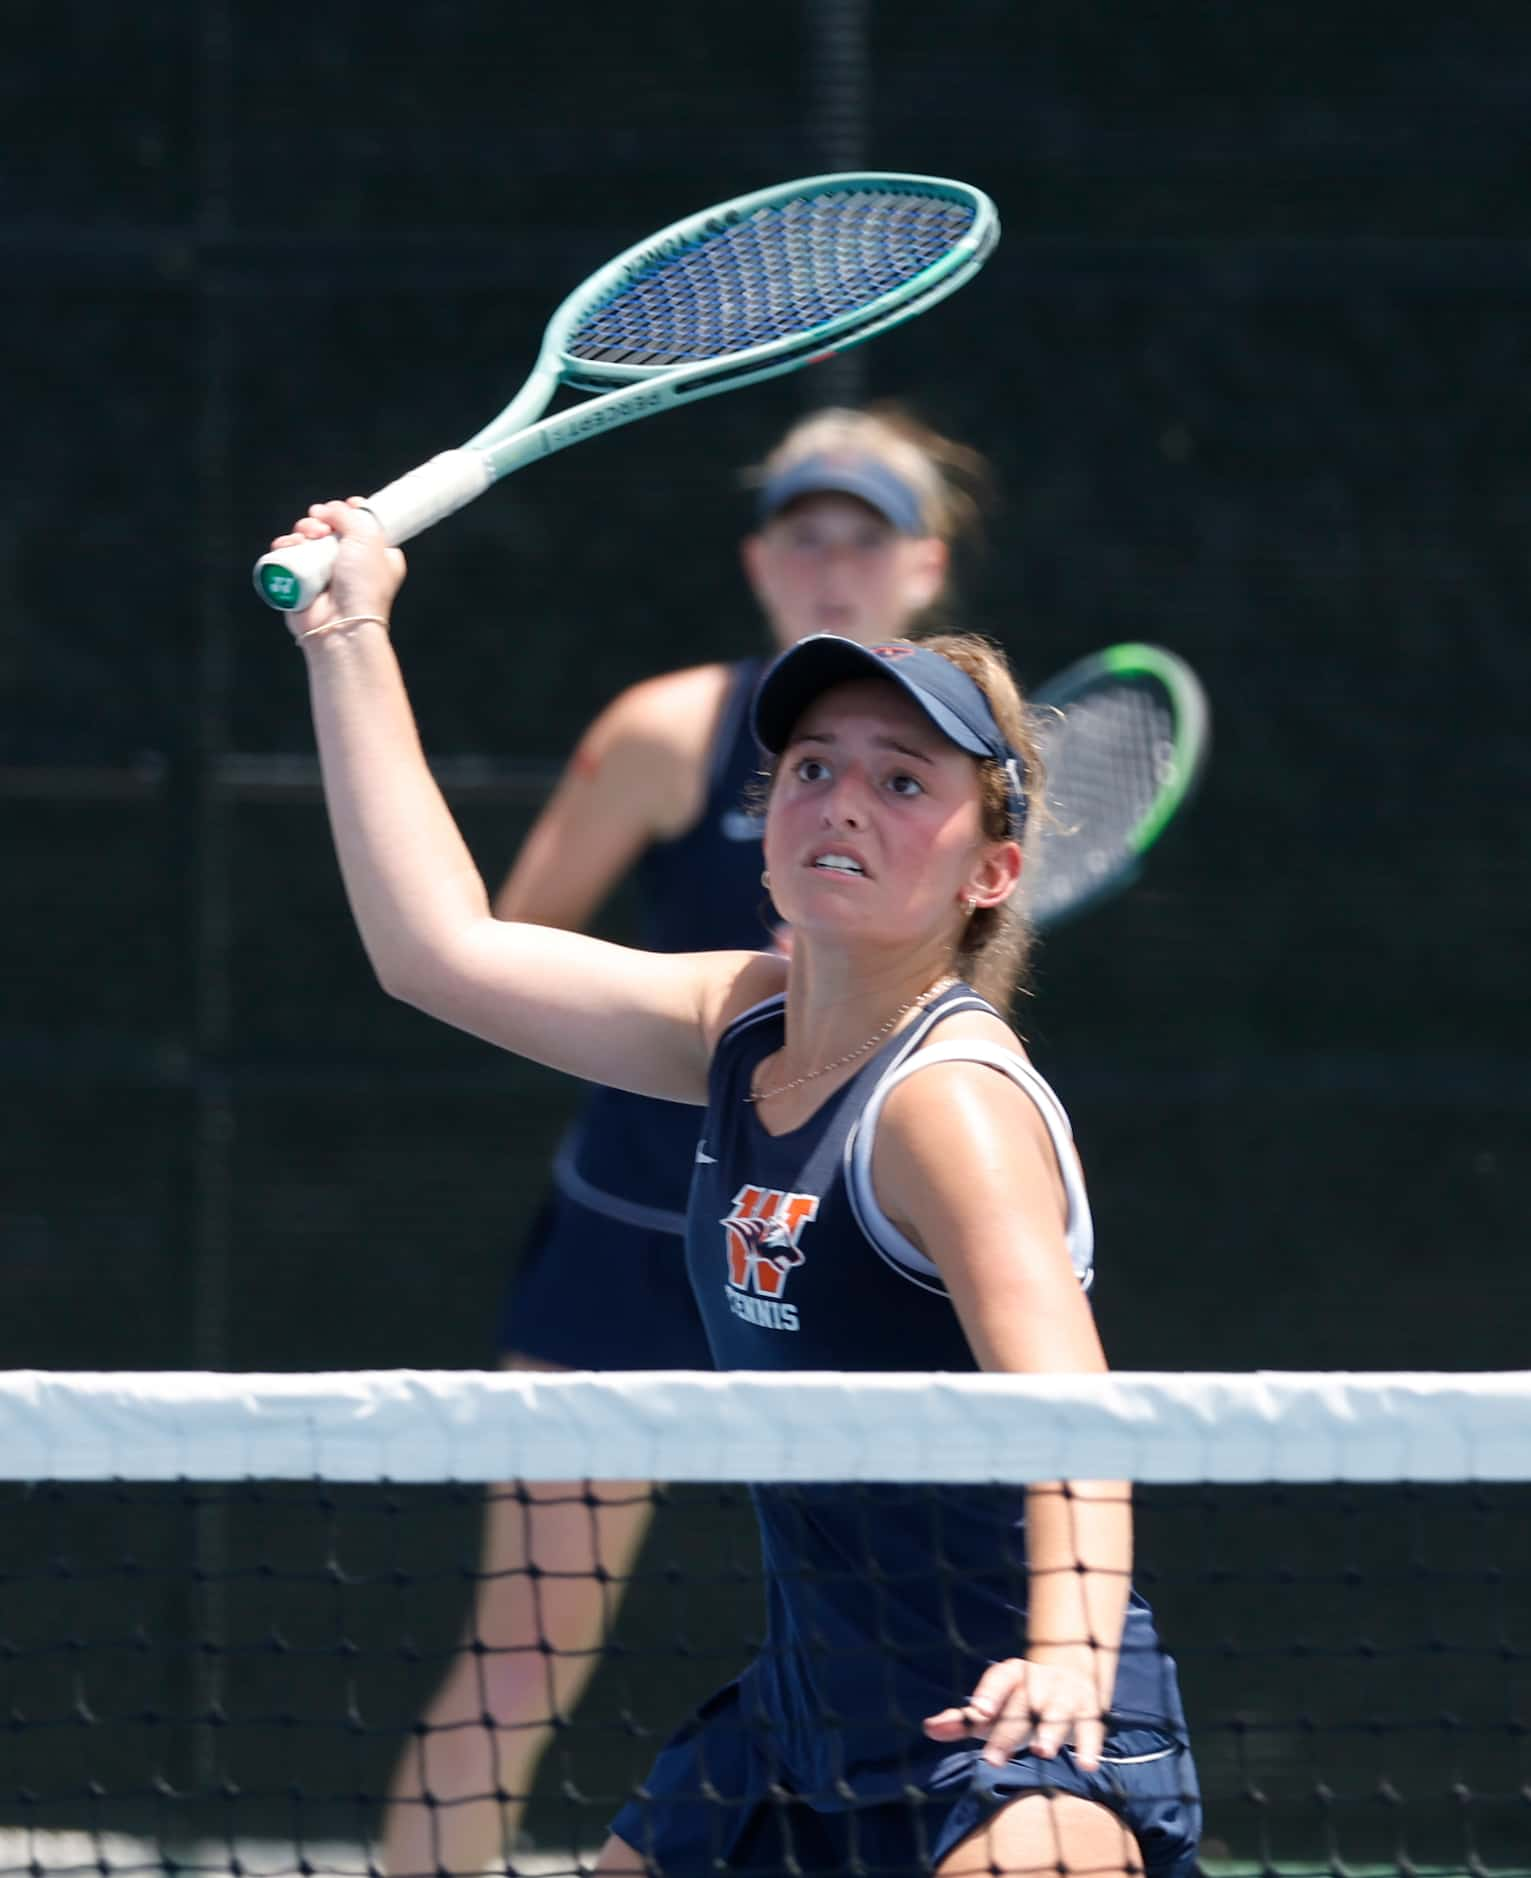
[719, 1183, 818, 1333]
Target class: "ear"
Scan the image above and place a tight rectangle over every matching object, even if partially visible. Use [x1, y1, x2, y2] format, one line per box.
[904, 536, 949, 611]
[964, 838, 1023, 911]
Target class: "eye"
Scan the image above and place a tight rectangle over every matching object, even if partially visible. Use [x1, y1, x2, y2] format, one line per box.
[793, 756, 831, 784]
[887, 771, 925, 797]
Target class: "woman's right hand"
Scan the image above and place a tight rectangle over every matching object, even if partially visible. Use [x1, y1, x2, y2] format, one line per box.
[270, 497, 407, 644]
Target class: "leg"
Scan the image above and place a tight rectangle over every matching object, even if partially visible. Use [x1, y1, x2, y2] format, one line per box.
[936, 1790, 1142, 1878]
[380, 1354, 657, 1877]
[589, 1834, 648, 1875]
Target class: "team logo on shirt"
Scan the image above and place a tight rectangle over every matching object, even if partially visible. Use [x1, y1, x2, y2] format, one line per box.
[720, 1185, 819, 1333]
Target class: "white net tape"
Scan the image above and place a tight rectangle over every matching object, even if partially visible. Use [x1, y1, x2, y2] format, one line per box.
[0, 1368, 1527, 1484]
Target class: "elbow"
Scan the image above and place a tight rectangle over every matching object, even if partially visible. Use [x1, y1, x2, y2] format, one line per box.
[365, 932, 442, 1011]
[366, 922, 487, 1023]
[371, 951, 445, 1014]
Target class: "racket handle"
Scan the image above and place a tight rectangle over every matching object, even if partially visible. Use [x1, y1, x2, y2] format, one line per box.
[252, 449, 494, 611]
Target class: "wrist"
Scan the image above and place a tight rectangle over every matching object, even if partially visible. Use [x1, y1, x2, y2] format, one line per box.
[294, 612, 391, 647]
[1023, 1639, 1116, 1700]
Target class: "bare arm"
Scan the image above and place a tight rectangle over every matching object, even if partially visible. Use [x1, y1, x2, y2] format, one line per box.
[493, 664, 731, 929]
[875, 1058, 1131, 1771]
[272, 500, 755, 1102]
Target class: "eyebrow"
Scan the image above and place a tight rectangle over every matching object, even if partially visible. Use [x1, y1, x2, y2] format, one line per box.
[789, 730, 939, 765]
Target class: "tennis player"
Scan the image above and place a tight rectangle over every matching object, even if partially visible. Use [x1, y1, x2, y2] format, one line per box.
[381, 406, 990, 1877]
[270, 487, 1201, 1875]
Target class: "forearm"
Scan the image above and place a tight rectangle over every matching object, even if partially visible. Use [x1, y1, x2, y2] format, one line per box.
[302, 621, 493, 994]
[1024, 1478, 1132, 1713]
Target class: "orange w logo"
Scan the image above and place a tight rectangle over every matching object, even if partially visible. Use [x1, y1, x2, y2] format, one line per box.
[721, 1186, 819, 1298]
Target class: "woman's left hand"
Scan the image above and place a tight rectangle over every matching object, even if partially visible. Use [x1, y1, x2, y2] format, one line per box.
[923, 1656, 1106, 1770]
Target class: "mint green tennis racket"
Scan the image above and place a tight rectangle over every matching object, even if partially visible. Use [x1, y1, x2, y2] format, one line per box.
[1027, 643, 1211, 931]
[253, 171, 998, 611]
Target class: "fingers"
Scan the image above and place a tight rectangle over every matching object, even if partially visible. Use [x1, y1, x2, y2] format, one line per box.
[921, 1705, 971, 1743]
[923, 1659, 1027, 1750]
[1069, 1712, 1105, 1772]
[269, 500, 376, 550]
[922, 1659, 1106, 1771]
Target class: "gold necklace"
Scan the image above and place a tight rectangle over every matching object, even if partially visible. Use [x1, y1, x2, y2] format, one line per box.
[747, 975, 956, 1105]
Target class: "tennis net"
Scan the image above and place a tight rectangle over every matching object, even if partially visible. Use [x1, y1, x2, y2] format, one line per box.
[1, 1369, 1527, 1877]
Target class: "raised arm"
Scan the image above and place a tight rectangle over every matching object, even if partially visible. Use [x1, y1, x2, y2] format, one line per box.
[875, 1057, 1132, 1773]
[271, 500, 766, 1101]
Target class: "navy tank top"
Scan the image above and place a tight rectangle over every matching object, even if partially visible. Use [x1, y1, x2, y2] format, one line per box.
[552, 659, 774, 1230]
[683, 984, 1185, 1803]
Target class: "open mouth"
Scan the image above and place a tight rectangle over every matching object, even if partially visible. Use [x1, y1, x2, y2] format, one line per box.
[811, 853, 867, 877]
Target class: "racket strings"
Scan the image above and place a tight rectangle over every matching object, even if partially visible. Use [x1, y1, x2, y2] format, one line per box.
[567, 189, 975, 367]
[1028, 684, 1179, 918]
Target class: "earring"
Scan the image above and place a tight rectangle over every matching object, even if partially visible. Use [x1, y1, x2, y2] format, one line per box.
[962, 895, 978, 915]
[761, 870, 772, 891]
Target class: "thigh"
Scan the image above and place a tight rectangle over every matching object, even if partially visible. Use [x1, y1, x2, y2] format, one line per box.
[938, 1790, 1141, 1878]
[931, 1730, 1200, 1878]
[471, 1358, 656, 1659]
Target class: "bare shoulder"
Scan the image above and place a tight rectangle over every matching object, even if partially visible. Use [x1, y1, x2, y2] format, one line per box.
[875, 1013, 1065, 1221]
[597, 661, 734, 760]
[698, 949, 790, 1053]
[584, 661, 736, 840]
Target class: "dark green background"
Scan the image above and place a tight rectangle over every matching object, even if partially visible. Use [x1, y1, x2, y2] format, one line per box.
[3, 2, 1528, 1869]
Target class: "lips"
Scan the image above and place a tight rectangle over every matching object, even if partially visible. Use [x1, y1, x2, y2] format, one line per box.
[808, 848, 869, 877]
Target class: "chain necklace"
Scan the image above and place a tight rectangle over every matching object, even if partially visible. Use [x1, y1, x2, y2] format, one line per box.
[746, 975, 956, 1105]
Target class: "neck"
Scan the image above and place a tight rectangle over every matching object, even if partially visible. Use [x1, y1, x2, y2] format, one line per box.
[779, 939, 958, 1067]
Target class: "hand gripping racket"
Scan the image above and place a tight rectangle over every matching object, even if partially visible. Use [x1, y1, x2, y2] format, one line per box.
[254, 172, 998, 610]
[1026, 643, 1210, 931]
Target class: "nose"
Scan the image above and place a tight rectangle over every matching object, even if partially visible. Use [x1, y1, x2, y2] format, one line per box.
[820, 765, 872, 829]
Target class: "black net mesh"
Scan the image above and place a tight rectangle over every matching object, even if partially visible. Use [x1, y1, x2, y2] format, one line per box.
[564, 188, 976, 367]
[2, 1465, 1529, 1875]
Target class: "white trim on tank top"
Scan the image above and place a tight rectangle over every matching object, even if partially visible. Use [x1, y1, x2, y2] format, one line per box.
[845, 1035, 1096, 1297]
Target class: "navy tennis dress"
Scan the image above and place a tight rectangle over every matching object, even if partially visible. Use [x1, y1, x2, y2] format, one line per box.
[610, 984, 1202, 1877]
[501, 660, 770, 1369]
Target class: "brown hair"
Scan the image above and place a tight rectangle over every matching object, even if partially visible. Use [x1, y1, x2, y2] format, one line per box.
[741, 403, 993, 550]
[918, 632, 1045, 1014]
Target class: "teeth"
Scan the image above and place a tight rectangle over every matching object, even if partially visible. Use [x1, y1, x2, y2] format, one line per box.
[814, 855, 864, 874]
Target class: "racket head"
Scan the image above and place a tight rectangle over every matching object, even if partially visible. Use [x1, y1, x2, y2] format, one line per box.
[1024, 643, 1210, 932]
[539, 173, 995, 395]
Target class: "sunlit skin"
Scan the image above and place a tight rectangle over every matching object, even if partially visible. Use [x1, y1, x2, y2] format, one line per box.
[742, 492, 948, 649]
[272, 501, 1142, 1876]
[754, 677, 1021, 1105]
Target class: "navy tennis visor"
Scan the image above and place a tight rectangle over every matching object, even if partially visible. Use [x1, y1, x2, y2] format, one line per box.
[756, 452, 925, 536]
[752, 635, 1028, 837]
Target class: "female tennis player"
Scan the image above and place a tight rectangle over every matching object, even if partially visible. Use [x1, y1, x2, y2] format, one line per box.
[269, 486, 1201, 1876]
[380, 406, 986, 1877]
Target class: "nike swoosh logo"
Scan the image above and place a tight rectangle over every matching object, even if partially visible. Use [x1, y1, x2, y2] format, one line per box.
[720, 809, 766, 843]
[694, 1142, 717, 1164]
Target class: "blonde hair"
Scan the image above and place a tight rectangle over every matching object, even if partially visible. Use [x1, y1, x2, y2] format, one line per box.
[742, 403, 991, 547]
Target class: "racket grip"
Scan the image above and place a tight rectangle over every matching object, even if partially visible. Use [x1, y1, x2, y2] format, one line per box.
[252, 449, 494, 611]
[252, 535, 338, 612]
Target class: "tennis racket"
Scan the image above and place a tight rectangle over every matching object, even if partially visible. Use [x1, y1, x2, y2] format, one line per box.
[1026, 643, 1210, 931]
[254, 172, 998, 610]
